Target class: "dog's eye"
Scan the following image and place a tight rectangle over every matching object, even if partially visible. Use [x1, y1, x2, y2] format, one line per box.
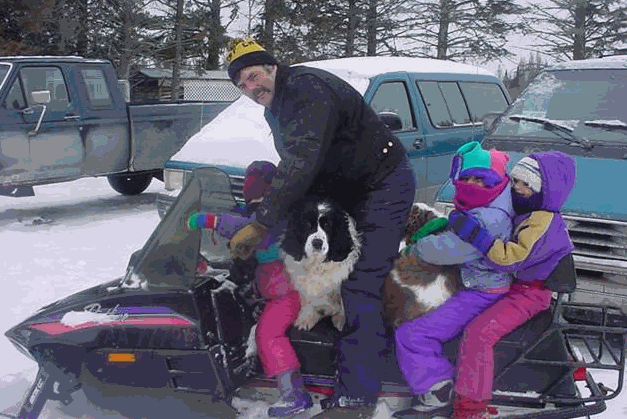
[319, 216, 331, 230]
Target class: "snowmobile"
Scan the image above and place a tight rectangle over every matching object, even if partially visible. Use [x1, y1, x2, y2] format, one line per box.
[5, 167, 627, 419]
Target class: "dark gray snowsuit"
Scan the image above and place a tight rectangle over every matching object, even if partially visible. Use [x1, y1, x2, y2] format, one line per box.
[257, 64, 416, 402]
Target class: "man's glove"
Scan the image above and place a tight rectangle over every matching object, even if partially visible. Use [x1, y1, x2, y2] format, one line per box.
[187, 212, 218, 231]
[229, 221, 268, 260]
[448, 210, 496, 255]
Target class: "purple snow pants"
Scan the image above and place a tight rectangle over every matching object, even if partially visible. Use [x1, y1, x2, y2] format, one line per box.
[395, 289, 504, 395]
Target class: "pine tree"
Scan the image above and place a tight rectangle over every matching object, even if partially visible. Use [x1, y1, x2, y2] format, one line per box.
[528, 0, 627, 61]
[400, 0, 529, 62]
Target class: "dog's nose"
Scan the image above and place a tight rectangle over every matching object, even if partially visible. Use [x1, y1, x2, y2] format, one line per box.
[312, 238, 324, 251]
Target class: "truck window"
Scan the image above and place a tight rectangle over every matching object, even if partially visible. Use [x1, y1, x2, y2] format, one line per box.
[369, 81, 416, 131]
[439, 82, 471, 124]
[3, 78, 27, 110]
[459, 82, 509, 122]
[19, 67, 70, 110]
[81, 68, 112, 107]
[492, 69, 627, 142]
[417, 81, 471, 128]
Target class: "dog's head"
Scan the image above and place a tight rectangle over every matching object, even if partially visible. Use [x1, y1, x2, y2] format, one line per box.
[282, 197, 360, 263]
[402, 203, 447, 246]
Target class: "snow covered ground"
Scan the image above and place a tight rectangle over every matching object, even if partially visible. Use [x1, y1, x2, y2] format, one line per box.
[0, 178, 625, 418]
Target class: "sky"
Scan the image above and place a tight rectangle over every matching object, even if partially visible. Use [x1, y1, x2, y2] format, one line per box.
[0, 177, 626, 418]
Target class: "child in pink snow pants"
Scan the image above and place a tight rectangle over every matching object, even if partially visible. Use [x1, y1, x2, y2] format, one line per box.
[187, 161, 313, 418]
[449, 151, 576, 419]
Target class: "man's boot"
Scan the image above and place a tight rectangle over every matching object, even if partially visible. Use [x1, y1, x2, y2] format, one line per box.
[268, 370, 314, 417]
[311, 395, 377, 419]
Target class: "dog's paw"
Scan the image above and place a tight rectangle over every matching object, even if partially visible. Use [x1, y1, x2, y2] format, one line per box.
[331, 312, 345, 331]
[294, 305, 319, 330]
[293, 314, 317, 331]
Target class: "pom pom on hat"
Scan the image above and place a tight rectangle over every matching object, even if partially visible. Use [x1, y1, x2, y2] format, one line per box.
[510, 157, 542, 193]
[225, 38, 278, 83]
[244, 160, 277, 203]
[450, 141, 509, 187]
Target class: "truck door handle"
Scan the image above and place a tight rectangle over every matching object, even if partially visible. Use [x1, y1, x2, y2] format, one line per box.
[63, 115, 81, 121]
[413, 138, 424, 149]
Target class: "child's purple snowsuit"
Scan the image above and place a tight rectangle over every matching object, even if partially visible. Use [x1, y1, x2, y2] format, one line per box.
[397, 184, 514, 395]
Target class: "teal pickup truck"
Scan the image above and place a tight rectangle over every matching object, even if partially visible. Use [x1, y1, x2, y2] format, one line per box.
[157, 56, 511, 217]
[0, 56, 230, 197]
[434, 55, 627, 320]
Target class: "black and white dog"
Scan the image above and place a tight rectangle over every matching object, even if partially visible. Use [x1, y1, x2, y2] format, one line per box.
[281, 197, 361, 331]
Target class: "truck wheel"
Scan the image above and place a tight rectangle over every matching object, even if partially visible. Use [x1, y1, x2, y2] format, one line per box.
[107, 173, 152, 195]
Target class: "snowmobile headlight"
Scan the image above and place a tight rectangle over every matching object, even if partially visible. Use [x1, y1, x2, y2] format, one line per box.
[107, 352, 136, 363]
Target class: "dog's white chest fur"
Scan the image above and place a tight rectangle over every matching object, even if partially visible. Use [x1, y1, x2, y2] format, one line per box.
[284, 248, 359, 331]
[282, 202, 361, 331]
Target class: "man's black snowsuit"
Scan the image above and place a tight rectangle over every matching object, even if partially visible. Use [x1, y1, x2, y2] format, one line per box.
[257, 64, 416, 403]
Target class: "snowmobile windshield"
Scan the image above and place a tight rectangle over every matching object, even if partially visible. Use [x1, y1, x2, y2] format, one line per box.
[121, 167, 239, 290]
[491, 68, 627, 147]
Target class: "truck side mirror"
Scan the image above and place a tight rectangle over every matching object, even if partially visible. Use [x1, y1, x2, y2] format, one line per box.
[379, 112, 403, 132]
[31, 90, 51, 105]
[28, 90, 51, 136]
[482, 111, 503, 133]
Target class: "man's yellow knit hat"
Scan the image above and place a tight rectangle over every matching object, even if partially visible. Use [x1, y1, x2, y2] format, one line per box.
[225, 38, 278, 83]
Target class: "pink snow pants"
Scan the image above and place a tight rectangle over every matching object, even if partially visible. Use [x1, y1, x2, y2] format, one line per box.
[255, 286, 302, 378]
[455, 282, 553, 402]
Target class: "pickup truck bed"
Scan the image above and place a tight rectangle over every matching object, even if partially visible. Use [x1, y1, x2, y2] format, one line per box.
[0, 56, 231, 197]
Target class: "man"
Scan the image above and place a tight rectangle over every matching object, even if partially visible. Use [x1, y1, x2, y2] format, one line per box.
[225, 38, 416, 418]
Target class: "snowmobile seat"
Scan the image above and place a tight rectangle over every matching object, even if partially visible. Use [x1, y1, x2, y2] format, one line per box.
[284, 254, 581, 393]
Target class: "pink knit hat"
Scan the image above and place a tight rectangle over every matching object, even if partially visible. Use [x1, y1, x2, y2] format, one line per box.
[488, 148, 510, 183]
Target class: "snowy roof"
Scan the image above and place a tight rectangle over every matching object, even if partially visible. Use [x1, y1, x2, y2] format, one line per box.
[0, 56, 108, 64]
[136, 68, 231, 81]
[548, 55, 627, 71]
[171, 95, 279, 168]
[299, 56, 494, 78]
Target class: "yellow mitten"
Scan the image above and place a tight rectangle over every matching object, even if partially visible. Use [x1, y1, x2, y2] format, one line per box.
[229, 221, 268, 259]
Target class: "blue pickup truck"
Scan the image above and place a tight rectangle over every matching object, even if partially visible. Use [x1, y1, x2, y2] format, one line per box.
[0, 56, 230, 197]
[156, 56, 511, 217]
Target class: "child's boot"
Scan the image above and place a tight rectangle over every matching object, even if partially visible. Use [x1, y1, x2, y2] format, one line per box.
[392, 380, 454, 418]
[451, 395, 494, 419]
[268, 370, 314, 417]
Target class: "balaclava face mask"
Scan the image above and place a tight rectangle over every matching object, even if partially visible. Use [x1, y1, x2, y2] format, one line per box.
[510, 156, 544, 214]
[512, 189, 543, 214]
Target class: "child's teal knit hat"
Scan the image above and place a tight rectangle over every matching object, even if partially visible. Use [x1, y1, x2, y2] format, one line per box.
[450, 141, 507, 187]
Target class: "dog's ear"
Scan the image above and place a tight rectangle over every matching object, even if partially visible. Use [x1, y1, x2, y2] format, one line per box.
[326, 210, 356, 262]
[280, 234, 304, 261]
[404, 204, 441, 241]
